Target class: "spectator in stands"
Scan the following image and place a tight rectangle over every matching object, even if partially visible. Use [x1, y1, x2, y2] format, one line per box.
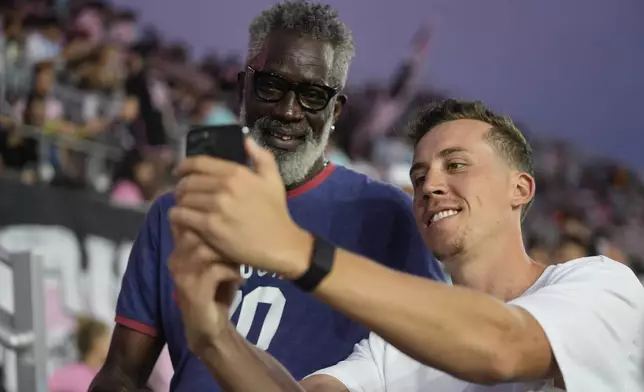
[109, 94, 139, 148]
[125, 43, 168, 147]
[15, 61, 69, 134]
[108, 9, 138, 46]
[48, 316, 111, 392]
[73, 1, 110, 44]
[93, 43, 124, 91]
[0, 57, 59, 179]
[9, 94, 49, 183]
[169, 80, 198, 120]
[33, 60, 56, 95]
[110, 148, 160, 205]
[61, 28, 94, 65]
[23, 13, 63, 63]
[74, 44, 117, 92]
[0, 120, 38, 183]
[1, 11, 24, 59]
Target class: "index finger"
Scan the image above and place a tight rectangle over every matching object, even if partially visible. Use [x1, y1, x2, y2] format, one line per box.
[174, 156, 244, 178]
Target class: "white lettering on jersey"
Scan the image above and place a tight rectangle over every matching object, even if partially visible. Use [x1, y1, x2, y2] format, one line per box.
[231, 266, 286, 350]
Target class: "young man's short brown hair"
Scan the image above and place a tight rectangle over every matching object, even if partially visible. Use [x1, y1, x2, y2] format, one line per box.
[408, 99, 535, 219]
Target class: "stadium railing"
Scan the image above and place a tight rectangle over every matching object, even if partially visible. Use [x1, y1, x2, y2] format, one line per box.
[0, 248, 48, 392]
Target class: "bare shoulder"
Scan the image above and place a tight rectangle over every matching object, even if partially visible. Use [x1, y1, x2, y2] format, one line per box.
[300, 374, 350, 392]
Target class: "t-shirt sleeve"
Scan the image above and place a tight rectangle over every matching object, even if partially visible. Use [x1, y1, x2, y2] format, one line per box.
[308, 333, 387, 392]
[114, 198, 165, 338]
[386, 188, 445, 281]
[509, 257, 644, 391]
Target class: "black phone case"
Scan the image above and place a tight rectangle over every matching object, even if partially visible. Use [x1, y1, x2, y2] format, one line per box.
[185, 125, 247, 164]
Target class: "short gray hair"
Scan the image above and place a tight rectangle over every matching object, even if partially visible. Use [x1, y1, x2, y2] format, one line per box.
[247, 0, 355, 88]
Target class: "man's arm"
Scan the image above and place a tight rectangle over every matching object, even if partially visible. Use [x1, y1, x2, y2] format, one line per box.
[280, 230, 553, 384]
[193, 323, 306, 392]
[91, 196, 169, 390]
[90, 325, 164, 391]
[197, 323, 394, 392]
[283, 238, 644, 386]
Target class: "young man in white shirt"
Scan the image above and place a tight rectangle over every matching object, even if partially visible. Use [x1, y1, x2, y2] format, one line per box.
[168, 99, 644, 392]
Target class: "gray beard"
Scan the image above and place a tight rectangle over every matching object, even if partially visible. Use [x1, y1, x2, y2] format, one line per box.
[240, 106, 332, 187]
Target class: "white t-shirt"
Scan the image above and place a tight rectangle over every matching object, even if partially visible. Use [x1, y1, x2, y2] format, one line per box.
[312, 256, 644, 392]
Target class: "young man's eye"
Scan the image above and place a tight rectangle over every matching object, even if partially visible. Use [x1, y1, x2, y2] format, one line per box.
[447, 162, 466, 170]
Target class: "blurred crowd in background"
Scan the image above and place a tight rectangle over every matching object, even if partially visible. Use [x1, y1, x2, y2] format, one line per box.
[1, 0, 644, 389]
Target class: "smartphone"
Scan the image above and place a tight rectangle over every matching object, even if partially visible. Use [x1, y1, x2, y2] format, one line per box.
[185, 124, 248, 164]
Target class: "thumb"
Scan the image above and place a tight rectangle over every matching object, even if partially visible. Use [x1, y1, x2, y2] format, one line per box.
[245, 136, 280, 180]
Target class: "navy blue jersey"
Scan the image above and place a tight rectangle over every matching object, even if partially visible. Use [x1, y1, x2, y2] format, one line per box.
[116, 163, 444, 391]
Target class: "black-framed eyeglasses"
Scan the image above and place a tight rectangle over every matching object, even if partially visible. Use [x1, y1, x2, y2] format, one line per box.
[247, 66, 339, 112]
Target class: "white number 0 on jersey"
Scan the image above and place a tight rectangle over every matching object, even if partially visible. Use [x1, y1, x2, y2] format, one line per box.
[229, 287, 286, 350]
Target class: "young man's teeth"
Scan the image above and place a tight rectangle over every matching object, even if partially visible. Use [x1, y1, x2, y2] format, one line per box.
[431, 209, 459, 223]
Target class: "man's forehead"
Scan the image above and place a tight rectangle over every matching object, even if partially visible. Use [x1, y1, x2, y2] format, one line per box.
[412, 120, 497, 163]
[254, 31, 335, 84]
[415, 120, 492, 152]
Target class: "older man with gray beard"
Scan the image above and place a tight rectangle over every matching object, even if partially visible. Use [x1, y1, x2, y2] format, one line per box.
[91, 2, 443, 392]
[240, 106, 334, 187]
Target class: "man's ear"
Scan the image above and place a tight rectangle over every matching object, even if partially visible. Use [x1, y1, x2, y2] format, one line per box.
[332, 94, 347, 124]
[511, 172, 535, 211]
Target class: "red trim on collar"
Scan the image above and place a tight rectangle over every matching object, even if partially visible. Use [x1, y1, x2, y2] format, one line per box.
[286, 163, 337, 198]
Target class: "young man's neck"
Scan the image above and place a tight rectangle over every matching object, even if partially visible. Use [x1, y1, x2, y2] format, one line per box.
[446, 227, 546, 302]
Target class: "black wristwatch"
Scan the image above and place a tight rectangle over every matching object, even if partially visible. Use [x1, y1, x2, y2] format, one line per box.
[292, 235, 336, 292]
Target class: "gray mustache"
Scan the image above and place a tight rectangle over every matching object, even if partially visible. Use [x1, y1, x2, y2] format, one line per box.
[254, 117, 312, 136]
